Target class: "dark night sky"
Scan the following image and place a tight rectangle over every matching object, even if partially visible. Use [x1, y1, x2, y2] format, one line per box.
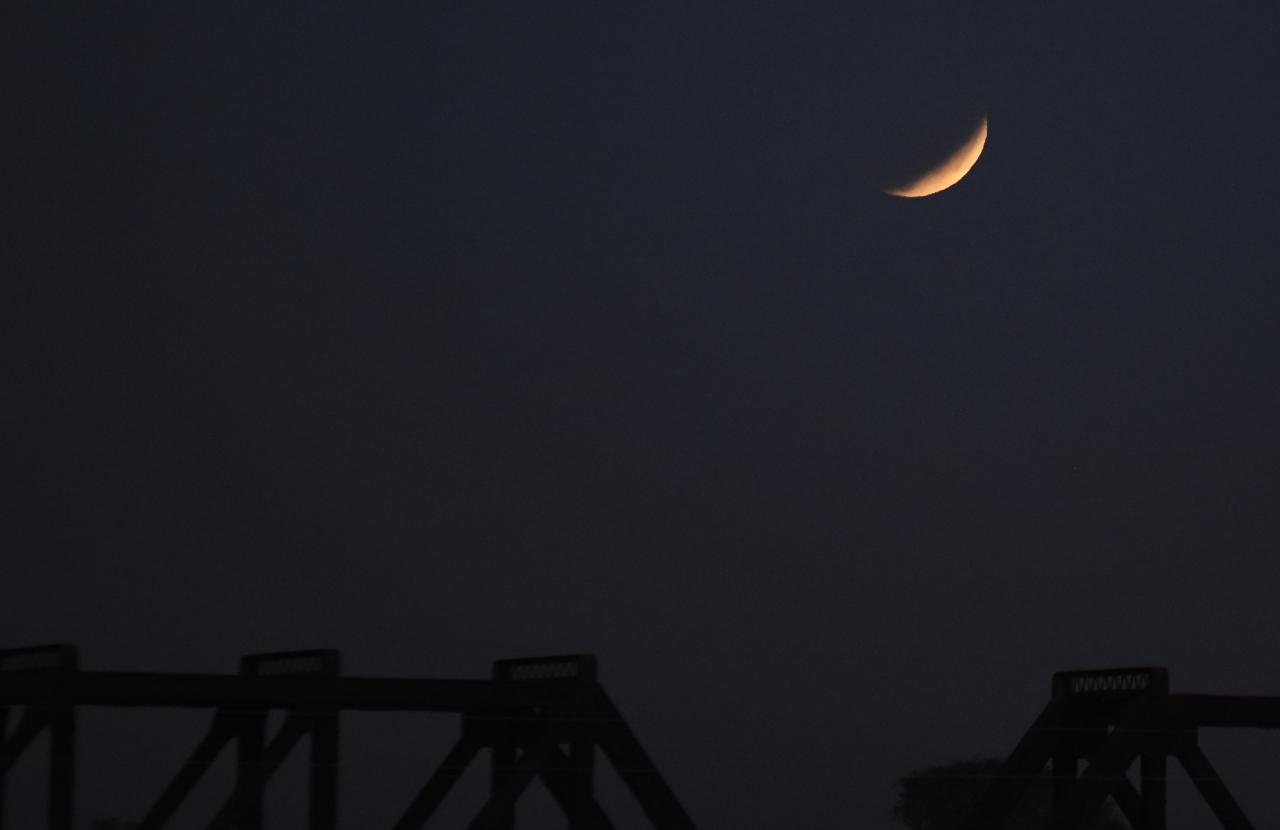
[5, 1, 1280, 827]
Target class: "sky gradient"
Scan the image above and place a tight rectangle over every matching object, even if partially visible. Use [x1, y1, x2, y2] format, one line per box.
[5, 1, 1280, 827]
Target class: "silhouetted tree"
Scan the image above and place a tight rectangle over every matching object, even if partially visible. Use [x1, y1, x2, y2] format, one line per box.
[892, 757, 1130, 830]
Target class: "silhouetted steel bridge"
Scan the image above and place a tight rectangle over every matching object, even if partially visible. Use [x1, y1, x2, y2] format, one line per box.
[2, 645, 1278, 828]
[961, 667, 1280, 830]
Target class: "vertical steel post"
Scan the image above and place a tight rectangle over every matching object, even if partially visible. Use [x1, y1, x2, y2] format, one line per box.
[1141, 751, 1167, 830]
[488, 730, 518, 830]
[237, 710, 266, 830]
[564, 734, 596, 829]
[0, 705, 9, 830]
[1051, 752, 1076, 822]
[309, 708, 338, 830]
[48, 706, 74, 830]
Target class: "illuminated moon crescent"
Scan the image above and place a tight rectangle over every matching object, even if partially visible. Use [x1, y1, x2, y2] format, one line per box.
[886, 116, 988, 198]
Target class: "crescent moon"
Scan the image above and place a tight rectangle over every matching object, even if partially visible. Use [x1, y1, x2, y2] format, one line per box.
[886, 116, 988, 199]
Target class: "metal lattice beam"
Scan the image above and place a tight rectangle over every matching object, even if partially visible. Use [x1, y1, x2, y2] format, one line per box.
[0, 646, 696, 830]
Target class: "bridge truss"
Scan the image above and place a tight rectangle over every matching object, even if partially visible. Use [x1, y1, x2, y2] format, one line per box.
[0, 645, 696, 830]
[960, 667, 1280, 830]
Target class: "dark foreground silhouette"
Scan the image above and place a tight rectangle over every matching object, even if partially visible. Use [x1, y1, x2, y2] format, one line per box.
[895, 757, 1127, 830]
[3, 649, 1279, 829]
[0, 645, 692, 830]
[955, 667, 1280, 830]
